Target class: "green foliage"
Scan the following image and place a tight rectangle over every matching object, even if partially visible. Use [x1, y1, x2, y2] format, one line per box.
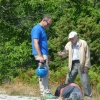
[0, 0, 100, 91]
[89, 69, 99, 86]
[96, 83, 100, 93]
[16, 68, 38, 84]
[50, 66, 68, 84]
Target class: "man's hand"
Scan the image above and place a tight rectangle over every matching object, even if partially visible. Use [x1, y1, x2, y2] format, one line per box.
[82, 66, 89, 72]
[57, 51, 63, 57]
[39, 56, 45, 63]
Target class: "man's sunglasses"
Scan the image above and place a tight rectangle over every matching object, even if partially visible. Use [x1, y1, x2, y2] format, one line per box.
[44, 20, 51, 26]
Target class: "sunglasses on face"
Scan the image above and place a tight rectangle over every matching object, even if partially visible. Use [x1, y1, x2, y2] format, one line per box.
[44, 20, 51, 26]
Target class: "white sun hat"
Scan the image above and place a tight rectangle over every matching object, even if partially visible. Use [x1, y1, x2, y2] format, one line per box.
[68, 31, 77, 39]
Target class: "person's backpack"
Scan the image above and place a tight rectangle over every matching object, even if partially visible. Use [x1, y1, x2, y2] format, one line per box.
[55, 83, 82, 99]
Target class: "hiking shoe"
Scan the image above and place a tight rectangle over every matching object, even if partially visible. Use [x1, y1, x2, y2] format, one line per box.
[40, 93, 57, 99]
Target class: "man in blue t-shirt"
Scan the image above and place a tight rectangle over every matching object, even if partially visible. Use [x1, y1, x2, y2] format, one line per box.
[31, 16, 56, 99]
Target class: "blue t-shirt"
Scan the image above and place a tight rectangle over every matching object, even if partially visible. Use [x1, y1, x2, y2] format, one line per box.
[31, 24, 48, 55]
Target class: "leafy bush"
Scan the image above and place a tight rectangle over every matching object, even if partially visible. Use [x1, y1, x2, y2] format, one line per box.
[0, 0, 100, 87]
[96, 83, 100, 93]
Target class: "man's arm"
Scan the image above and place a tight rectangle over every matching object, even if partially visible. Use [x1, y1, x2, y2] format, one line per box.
[57, 43, 69, 58]
[83, 43, 91, 72]
[85, 43, 91, 68]
[34, 39, 44, 62]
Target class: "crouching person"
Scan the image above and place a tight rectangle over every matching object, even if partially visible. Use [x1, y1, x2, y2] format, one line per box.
[55, 83, 83, 100]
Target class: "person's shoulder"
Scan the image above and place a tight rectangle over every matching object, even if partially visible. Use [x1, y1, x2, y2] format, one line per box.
[79, 39, 88, 45]
[67, 41, 72, 44]
[79, 39, 87, 43]
[31, 24, 42, 32]
[33, 24, 40, 29]
[66, 41, 71, 46]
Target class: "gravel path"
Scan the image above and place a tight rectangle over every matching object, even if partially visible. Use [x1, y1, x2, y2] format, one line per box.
[0, 94, 40, 100]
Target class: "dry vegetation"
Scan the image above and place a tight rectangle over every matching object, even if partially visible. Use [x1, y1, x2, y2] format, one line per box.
[0, 81, 100, 100]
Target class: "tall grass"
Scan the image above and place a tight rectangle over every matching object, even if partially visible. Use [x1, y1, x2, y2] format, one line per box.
[0, 66, 100, 100]
[0, 81, 100, 100]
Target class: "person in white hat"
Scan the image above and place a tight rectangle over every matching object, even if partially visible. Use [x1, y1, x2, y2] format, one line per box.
[57, 31, 92, 99]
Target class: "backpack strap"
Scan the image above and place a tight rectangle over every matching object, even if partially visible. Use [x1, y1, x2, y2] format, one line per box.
[69, 83, 82, 93]
[55, 83, 69, 96]
[60, 84, 70, 96]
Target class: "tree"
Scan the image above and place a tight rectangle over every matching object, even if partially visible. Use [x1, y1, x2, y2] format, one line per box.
[0, 0, 100, 82]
